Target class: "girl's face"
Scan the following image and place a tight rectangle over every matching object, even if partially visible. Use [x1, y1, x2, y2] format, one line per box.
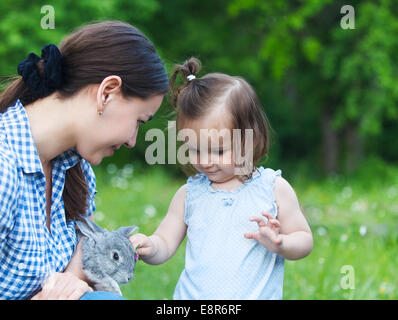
[77, 93, 163, 166]
[183, 112, 237, 184]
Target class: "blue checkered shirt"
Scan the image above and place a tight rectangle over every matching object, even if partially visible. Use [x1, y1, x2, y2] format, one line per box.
[0, 99, 97, 300]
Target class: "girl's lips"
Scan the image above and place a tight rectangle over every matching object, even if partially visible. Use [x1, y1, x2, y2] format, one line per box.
[205, 170, 219, 174]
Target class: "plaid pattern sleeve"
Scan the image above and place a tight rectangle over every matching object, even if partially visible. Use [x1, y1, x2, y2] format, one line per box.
[0, 100, 98, 300]
[0, 155, 18, 252]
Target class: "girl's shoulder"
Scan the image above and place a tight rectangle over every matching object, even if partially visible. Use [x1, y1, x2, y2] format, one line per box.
[185, 173, 209, 202]
[186, 172, 208, 185]
[250, 166, 282, 189]
[239, 167, 283, 202]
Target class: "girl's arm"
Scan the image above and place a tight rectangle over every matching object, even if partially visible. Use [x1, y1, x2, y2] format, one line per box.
[274, 176, 313, 260]
[245, 176, 313, 260]
[130, 184, 187, 265]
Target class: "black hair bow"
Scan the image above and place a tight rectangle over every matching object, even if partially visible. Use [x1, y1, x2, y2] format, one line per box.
[17, 44, 63, 98]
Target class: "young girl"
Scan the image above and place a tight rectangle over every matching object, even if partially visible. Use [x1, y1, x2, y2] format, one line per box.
[130, 58, 313, 299]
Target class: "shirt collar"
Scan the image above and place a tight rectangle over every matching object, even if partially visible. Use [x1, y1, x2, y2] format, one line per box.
[54, 147, 82, 171]
[2, 99, 82, 173]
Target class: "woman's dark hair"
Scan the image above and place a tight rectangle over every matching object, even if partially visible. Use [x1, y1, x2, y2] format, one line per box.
[170, 57, 270, 181]
[0, 21, 169, 220]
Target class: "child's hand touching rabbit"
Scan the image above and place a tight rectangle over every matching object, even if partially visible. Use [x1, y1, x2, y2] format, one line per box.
[129, 233, 156, 260]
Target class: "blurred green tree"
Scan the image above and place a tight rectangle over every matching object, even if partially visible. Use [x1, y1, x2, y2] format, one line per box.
[224, 0, 398, 173]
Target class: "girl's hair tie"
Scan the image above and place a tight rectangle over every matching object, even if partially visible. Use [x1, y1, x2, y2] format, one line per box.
[17, 44, 63, 99]
[187, 74, 196, 82]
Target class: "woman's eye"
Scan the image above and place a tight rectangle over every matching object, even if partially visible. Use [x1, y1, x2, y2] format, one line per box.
[113, 252, 119, 261]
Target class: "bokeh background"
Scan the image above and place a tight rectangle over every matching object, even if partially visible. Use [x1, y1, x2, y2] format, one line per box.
[1, 0, 397, 299]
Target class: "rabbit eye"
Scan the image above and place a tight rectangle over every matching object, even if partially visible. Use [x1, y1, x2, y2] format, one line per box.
[113, 252, 119, 261]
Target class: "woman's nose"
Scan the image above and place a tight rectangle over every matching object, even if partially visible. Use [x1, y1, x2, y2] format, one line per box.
[124, 135, 137, 148]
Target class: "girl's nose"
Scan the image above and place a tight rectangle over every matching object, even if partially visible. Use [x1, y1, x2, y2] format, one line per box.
[199, 156, 214, 168]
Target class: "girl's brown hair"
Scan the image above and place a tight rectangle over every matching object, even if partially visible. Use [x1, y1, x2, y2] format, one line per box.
[0, 21, 169, 220]
[169, 57, 271, 180]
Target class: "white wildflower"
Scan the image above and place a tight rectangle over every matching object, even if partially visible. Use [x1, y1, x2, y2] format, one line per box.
[144, 205, 157, 217]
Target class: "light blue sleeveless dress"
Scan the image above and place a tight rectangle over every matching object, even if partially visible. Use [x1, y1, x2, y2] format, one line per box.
[173, 167, 284, 300]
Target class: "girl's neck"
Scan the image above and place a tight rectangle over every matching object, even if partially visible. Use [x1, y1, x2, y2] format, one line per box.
[210, 175, 243, 192]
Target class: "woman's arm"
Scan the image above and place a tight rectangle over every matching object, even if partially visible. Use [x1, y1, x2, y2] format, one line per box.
[274, 176, 313, 260]
[130, 184, 187, 265]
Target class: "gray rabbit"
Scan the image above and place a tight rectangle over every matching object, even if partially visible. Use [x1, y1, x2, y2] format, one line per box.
[75, 217, 138, 296]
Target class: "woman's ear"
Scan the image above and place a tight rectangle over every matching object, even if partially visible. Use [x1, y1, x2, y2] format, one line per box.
[96, 75, 123, 113]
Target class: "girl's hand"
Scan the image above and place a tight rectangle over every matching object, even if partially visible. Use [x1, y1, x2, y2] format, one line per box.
[244, 212, 284, 254]
[30, 271, 92, 300]
[129, 233, 156, 259]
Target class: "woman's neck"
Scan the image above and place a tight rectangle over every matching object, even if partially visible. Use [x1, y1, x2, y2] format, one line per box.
[24, 94, 77, 166]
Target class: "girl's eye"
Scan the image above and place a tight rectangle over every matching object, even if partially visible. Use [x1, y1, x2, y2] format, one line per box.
[113, 252, 119, 261]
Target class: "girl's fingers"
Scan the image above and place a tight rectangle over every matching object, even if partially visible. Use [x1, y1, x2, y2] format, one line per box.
[244, 232, 259, 240]
[129, 234, 149, 250]
[137, 246, 152, 256]
[258, 226, 275, 238]
[262, 212, 280, 229]
[249, 216, 267, 227]
[269, 219, 280, 229]
[264, 229, 283, 245]
[137, 237, 152, 250]
[262, 212, 274, 221]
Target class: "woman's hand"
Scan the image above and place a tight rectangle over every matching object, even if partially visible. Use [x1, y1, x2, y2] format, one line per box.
[30, 271, 92, 300]
[244, 212, 284, 254]
[31, 238, 93, 300]
[129, 233, 156, 259]
[64, 236, 89, 283]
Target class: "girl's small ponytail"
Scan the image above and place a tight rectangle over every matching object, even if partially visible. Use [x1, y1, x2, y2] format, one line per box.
[169, 57, 201, 108]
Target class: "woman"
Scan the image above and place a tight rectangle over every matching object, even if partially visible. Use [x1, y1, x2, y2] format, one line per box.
[0, 21, 168, 300]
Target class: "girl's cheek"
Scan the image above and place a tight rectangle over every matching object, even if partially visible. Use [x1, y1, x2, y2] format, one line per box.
[188, 151, 198, 165]
[221, 151, 234, 166]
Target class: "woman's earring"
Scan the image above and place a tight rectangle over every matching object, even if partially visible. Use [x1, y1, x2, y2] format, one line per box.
[98, 96, 107, 116]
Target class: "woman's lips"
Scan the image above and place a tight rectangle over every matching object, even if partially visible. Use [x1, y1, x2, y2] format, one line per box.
[112, 145, 121, 150]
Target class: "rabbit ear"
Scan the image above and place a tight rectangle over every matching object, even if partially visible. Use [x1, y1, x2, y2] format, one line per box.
[116, 225, 139, 238]
[76, 217, 106, 239]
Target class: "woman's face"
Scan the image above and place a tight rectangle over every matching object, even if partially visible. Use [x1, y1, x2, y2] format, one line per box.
[77, 93, 164, 166]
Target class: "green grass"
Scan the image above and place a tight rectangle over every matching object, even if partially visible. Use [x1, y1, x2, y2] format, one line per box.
[92, 160, 398, 300]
